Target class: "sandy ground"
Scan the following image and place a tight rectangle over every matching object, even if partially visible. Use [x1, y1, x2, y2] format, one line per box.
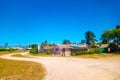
[0, 52, 120, 80]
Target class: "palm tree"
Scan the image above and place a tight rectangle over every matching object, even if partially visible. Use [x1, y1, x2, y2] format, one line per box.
[85, 31, 96, 45]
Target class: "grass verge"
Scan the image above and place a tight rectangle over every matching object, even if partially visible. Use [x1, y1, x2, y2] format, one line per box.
[12, 54, 26, 57]
[71, 53, 120, 58]
[0, 58, 45, 80]
[0, 51, 28, 56]
[29, 53, 59, 57]
[0, 51, 11, 56]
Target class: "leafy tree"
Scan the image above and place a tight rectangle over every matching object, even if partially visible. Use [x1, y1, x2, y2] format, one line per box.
[49, 43, 56, 46]
[85, 31, 96, 45]
[31, 44, 38, 49]
[62, 40, 71, 44]
[44, 40, 48, 46]
[4, 43, 8, 48]
[101, 30, 114, 43]
[113, 28, 120, 44]
[108, 43, 119, 53]
[101, 25, 120, 45]
[40, 42, 45, 52]
[101, 39, 109, 44]
[30, 44, 38, 53]
[101, 25, 120, 52]
[81, 40, 86, 44]
[116, 24, 120, 29]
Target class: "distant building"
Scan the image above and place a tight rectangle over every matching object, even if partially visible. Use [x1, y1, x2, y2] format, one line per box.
[100, 44, 109, 48]
[43, 46, 54, 52]
[53, 44, 71, 56]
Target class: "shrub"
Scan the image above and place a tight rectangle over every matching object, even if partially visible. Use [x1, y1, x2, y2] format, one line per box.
[71, 50, 88, 56]
[71, 48, 101, 56]
[30, 48, 38, 54]
[0, 48, 7, 51]
[46, 50, 52, 54]
[8, 48, 15, 52]
[87, 49, 94, 54]
[87, 49, 101, 54]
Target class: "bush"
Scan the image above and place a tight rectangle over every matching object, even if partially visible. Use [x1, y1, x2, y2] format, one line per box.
[0, 48, 15, 51]
[71, 50, 88, 56]
[87, 49, 94, 54]
[87, 49, 101, 54]
[46, 50, 52, 54]
[71, 48, 101, 56]
[30, 48, 38, 54]
[8, 48, 15, 52]
[0, 48, 7, 51]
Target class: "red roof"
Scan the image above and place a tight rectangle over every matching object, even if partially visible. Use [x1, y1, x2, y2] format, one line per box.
[44, 46, 54, 49]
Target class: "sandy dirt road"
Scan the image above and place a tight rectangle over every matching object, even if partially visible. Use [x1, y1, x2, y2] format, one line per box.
[0, 52, 120, 80]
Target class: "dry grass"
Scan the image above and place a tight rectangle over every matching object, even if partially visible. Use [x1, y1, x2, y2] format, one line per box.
[0, 51, 27, 56]
[0, 58, 45, 80]
[0, 51, 11, 56]
[30, 53, 60, 57]
[0, 52, 46, 80]
[12, 54, 26, 57]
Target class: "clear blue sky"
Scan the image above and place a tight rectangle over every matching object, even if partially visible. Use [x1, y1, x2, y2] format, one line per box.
[0, 0, 120, 46]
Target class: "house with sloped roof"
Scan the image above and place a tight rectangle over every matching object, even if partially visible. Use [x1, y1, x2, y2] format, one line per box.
[53, 44, 71, 56]
[53, 44, 88, 56]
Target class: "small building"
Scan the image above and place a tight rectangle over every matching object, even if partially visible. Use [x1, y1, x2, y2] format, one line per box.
[100, 44, 109, 48]
[71, 44, 88, 54]
[43, 46, 54, 52]
[99, 44, 109, 53]
[53, 44, 71, 56]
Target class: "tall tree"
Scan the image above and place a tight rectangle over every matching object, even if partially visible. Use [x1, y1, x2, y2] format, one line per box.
[85, 31, 96, 45]
[62, 40, 71, 44]
[101, 25, 120, 52]
[44, 40, 48, 46]
[101, 30, 114, 43]
[101, 25, 120, 44]
[31, 44, 38, 49]
[81, 40, 86, 44]
[4, 43, 8, 48]
[116, 24, 120, 29]
[40, 42, 45, 52]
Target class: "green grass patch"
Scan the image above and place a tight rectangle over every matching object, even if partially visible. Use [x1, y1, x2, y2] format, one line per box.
[0, 58, 45, 80]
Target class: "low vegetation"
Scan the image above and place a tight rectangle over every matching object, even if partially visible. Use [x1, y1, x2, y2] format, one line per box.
[71, 48, 102, 56]
[12, 54, 25, 57]
[0, 52, 45, 80]
[0, 50, 26, 56]
[30, 53, 54, 57]
[0, 51, 11, 56]
[0, 58, 45, 80]
[71, 53, 120, 58]
[0, 48, 15, 52]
